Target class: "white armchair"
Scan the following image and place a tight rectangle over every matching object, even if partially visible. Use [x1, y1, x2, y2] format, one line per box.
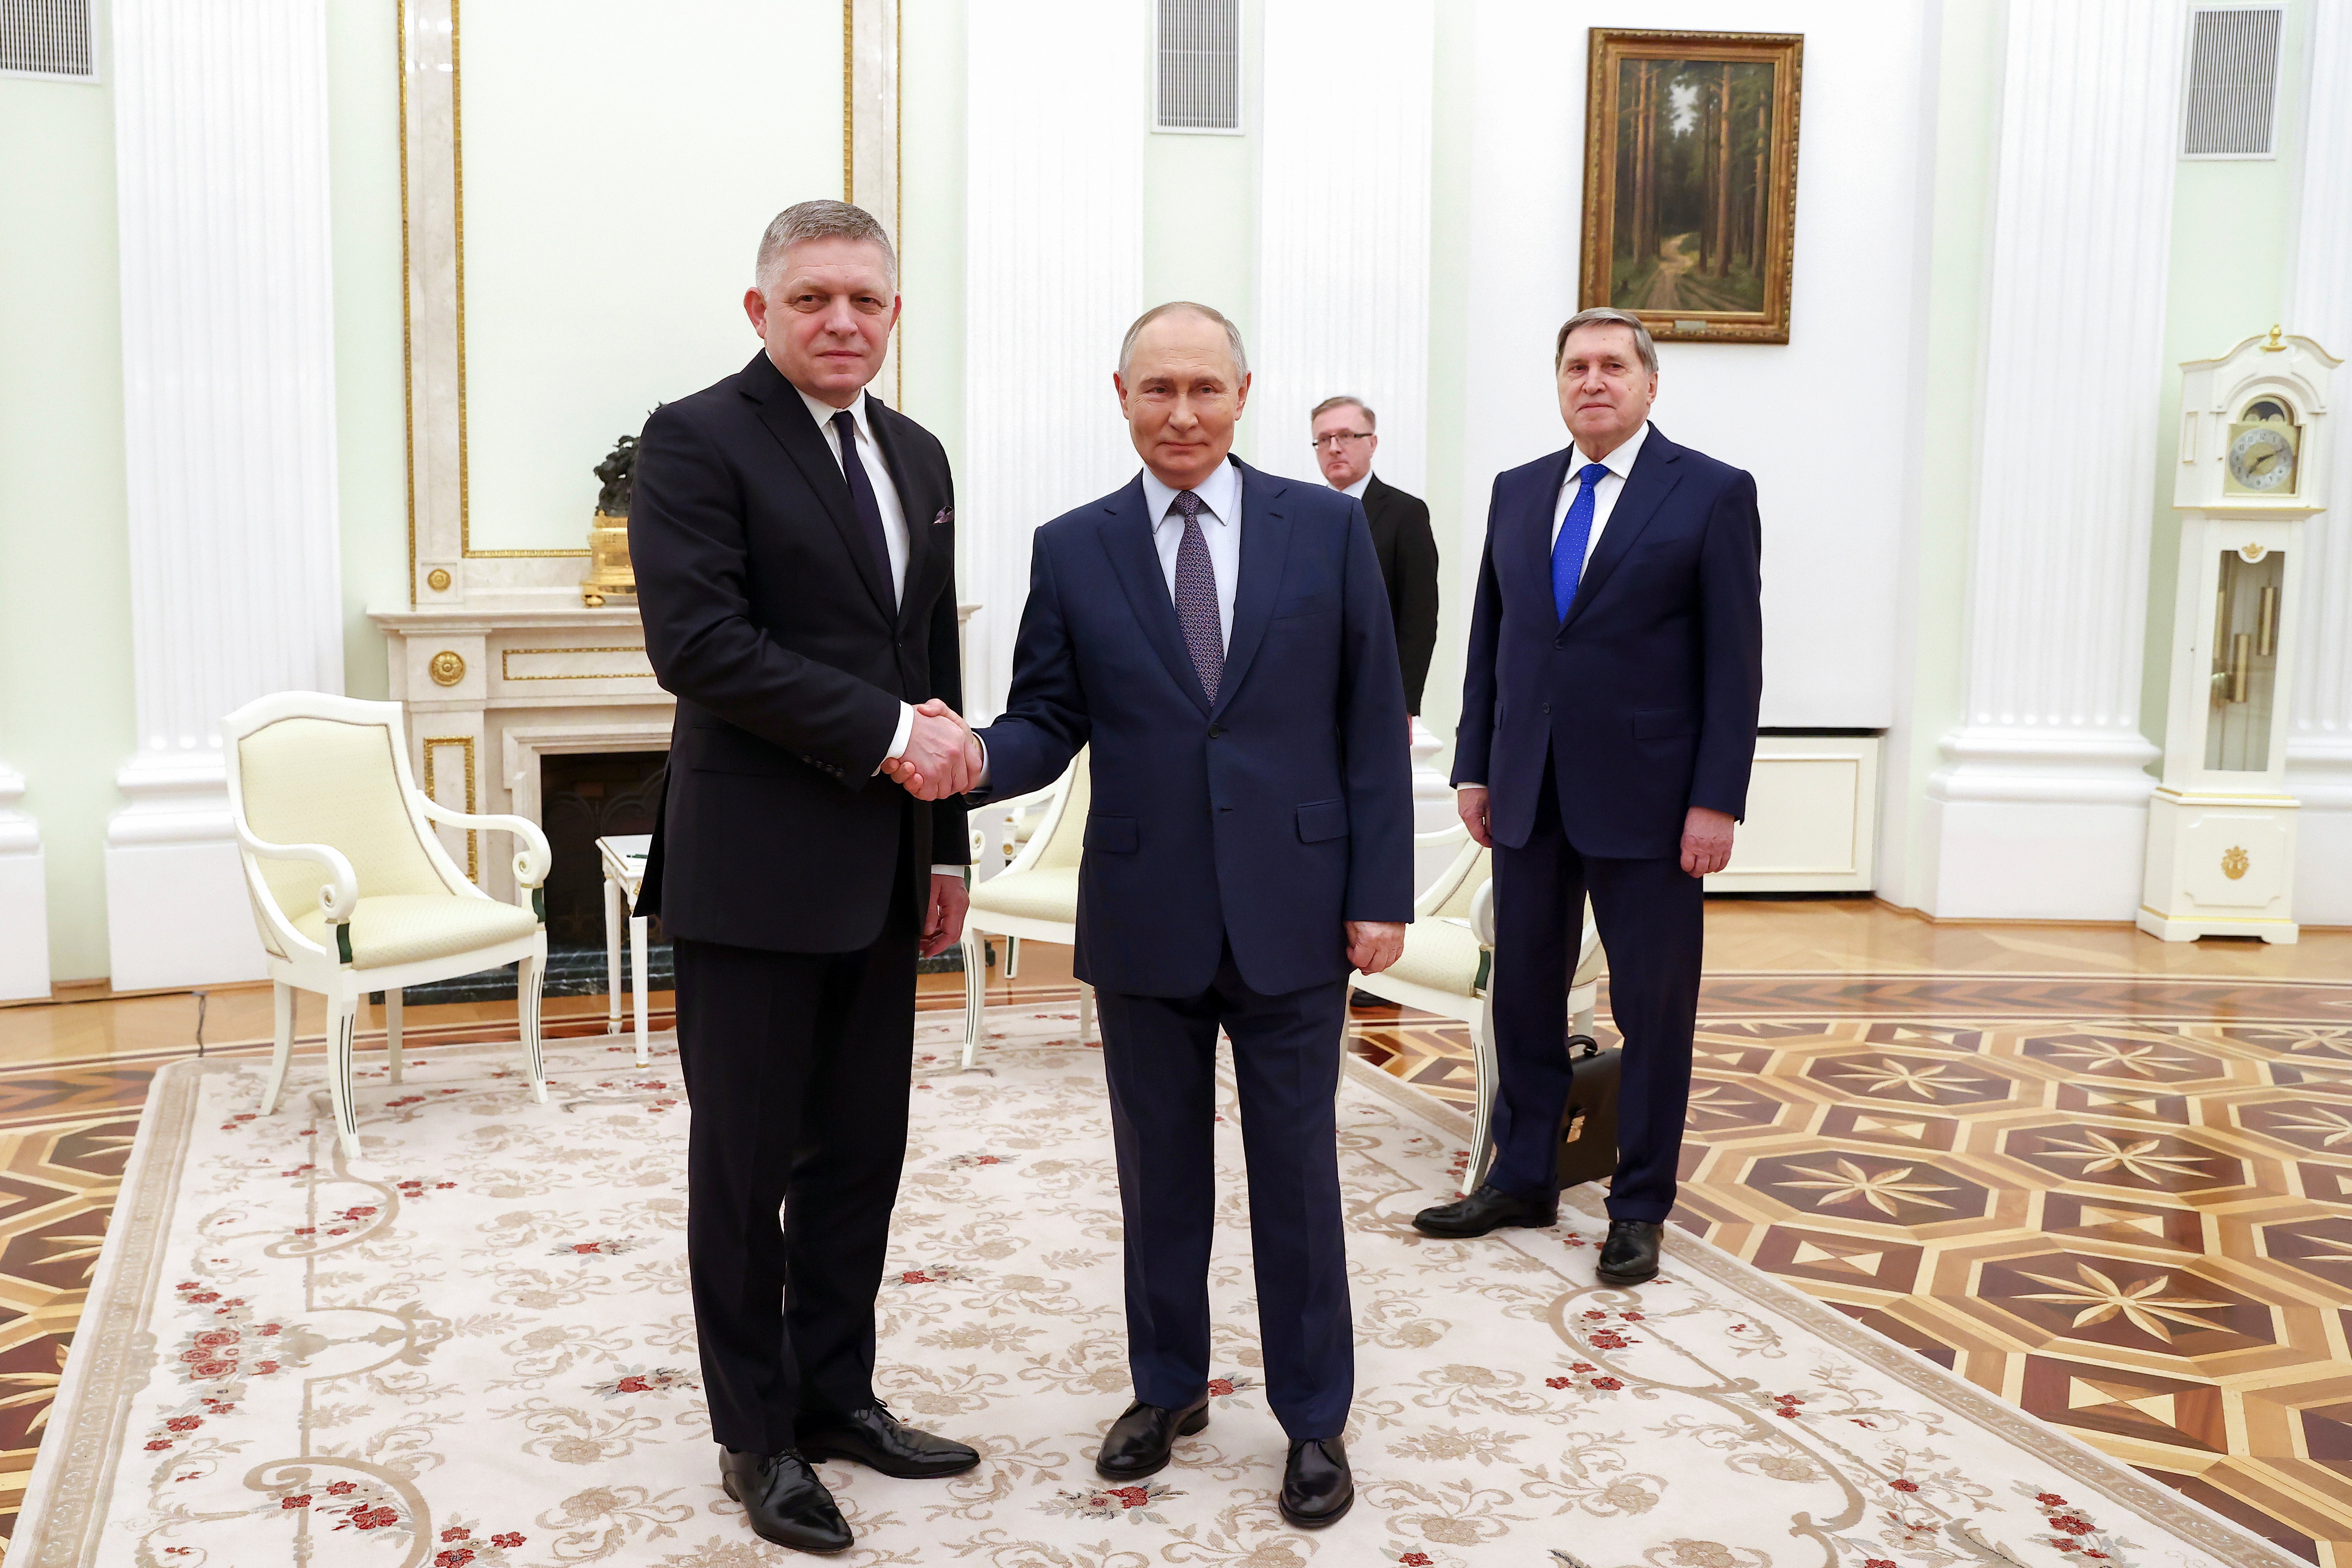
[959, 752, 1092, 1070]
[221, 692, 553, 1158]
[1350, 824, 1604, 1194]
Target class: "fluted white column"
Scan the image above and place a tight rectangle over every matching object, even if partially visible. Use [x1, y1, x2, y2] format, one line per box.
[962, 0, 1146, 719]
[1253, 0, 1434, 494]
[104, 0, 343, 989]
[2285, 0, 2352, 922]
[0, 753, 48, 1001]
[1921, 0, 2184, 919]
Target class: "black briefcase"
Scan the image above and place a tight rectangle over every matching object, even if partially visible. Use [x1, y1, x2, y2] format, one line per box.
[1554, 1035, 1622, 1190]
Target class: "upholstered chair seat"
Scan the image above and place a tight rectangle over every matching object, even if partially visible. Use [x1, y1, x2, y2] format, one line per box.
[293, 894, 544, 971]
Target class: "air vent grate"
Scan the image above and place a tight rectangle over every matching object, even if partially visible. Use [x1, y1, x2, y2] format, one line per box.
[1, 0, 95, 81]
[1157, 0, 1241, 134]
[2182, 5, 2283, 158]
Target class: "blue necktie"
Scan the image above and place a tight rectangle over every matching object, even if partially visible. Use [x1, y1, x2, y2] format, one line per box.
[1551, 462, 1611, 622]
[831, 409, 896, 604]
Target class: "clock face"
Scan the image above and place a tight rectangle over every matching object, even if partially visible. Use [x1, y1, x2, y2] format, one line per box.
[2227, 422, 2298, 494]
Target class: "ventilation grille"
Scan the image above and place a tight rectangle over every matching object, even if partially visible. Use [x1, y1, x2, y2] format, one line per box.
[2182, 6, 2283, 158]
[1157, 0, 1241, 133]
[0, 0, 94, 80]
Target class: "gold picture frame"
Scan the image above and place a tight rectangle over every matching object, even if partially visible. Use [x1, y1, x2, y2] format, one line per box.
[1579, 29, 1803, 345]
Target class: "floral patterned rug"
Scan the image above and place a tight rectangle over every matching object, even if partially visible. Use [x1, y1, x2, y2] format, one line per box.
[13, 1006, 2294, 1567]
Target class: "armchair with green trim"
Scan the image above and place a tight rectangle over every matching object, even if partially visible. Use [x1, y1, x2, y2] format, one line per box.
[221, 692, 553, 1159]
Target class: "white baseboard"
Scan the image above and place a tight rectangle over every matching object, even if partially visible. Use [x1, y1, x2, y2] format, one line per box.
[0, 849, 50, 1001]
[1922, 796, 2152, 920]
[102, 839, 269, 993]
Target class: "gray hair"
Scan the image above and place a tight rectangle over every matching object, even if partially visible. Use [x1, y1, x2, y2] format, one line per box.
[1309, 395, 1375, 431]
[1554, 307, 1659, 375]
[1119, 302, 1250, 381]
[755, 199, 899, 295]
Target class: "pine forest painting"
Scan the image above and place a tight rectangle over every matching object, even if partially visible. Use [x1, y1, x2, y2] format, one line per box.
[1580, 30, 1803, 344]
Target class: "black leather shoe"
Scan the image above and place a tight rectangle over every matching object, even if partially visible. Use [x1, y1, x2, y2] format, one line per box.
[1596, 1219, 1664, 1285]
[1412, 1183, 1558, 1238]
[798, 1402, 980, 1479]
[719, 1447, 853, 1554]
[1095, 1395, 1210, 1480]
[1280, 1437, 1353, 1529]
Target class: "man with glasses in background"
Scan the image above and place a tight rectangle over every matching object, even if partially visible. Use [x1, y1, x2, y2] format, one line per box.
[1309, 397, 1439, 720]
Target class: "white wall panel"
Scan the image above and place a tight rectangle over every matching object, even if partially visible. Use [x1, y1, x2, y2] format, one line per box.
[1455, 0, 1928, 731]
[1922, 0, 2185, 920]
[1254, 0, 1434, 494]
[2284, 0, 2352, 922]
[106, 0, 343, 988]
[0, 759, 48, 1001]
[962, 0, 1147, 718]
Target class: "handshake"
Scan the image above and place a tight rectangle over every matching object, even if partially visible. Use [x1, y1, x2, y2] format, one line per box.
[882, 698, 984, 800]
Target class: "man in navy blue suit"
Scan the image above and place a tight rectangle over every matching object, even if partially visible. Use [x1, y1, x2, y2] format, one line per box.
[886, 302, 1413, 1528]
[1413, 308, 1762, 1289]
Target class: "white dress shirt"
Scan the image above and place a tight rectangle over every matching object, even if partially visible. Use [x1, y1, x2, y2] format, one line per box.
[1551, 420, 1651, 572]
[1340, 472, 1373, 501]
[1139, 456, 1243, 650]
[798, 387, 959, 876]
[1458, 423, 1654, 790]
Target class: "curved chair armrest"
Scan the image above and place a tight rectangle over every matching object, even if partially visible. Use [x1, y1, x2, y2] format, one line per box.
[1414, 821, 1471, 848]
[235, 824, 360, 962]
[1469, 880, 1496, 950]
[419, 798, 554, 888]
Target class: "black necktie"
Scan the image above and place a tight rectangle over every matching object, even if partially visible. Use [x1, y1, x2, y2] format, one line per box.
[831, 408, 895, 604]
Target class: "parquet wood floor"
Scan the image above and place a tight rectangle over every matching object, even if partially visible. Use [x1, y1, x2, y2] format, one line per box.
[1, 903, 2346, 1555]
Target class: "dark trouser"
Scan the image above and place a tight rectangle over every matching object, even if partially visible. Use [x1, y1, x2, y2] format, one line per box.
[672, 827, 919, 1455]
[1487, 753, 1703, 1223]
[1092, 944, 1353, 1441]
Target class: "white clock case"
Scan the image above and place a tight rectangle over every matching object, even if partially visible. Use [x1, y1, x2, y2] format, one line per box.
[2141, 331, 2340, 943]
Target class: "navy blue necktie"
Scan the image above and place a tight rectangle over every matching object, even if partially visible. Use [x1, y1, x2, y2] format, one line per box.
[1551, 462, 1611, 621]
[831, 409, 896, 604]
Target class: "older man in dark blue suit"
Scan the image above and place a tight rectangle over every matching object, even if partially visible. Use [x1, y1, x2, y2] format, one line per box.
[1413, 308, 1762, 1290]
[888, 302, 1412, 1529]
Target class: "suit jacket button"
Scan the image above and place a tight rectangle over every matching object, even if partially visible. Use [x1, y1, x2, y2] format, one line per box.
[1208, 724, 1224, 739]
[1541, 702, 1551, 714]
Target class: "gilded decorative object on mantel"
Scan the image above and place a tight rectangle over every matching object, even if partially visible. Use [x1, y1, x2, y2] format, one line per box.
[581, 432, 640, 608]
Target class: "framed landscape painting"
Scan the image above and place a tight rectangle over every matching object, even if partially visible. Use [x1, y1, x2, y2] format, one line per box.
[1580, 29, 1804, 344]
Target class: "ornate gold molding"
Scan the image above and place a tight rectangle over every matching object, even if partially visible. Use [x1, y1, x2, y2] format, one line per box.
[421, 735, 478, 881]
[499, 646, 654, 682]
[427, 650, 467, 687]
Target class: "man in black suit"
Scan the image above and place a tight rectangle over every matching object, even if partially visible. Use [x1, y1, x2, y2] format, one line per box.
[1413, 308, 1762, 1291]
[1309, 397, 1439, 715]
[890, 304, 1414, 1528]
[630, 200, 984, 1555]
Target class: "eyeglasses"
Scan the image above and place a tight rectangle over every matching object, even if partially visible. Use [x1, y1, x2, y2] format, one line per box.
[1309, 432, 1373, 451]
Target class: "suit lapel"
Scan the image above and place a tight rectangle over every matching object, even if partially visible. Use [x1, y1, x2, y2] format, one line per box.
[1099, 479, 1213, 716]
[1521, 448, 1575, 618]
[1212, 459, 1290, 720]
[867, 399, 936, 629]
[740, 355, 894, 625]
[1563, 427, 1684, 633]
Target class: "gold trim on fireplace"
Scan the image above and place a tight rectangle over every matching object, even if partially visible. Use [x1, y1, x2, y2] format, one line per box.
[499, 646, 656, 682]
[421, 735, 479, 883]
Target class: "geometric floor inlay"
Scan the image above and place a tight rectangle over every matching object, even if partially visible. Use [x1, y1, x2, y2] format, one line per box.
[1348, 972, 2352, 1565]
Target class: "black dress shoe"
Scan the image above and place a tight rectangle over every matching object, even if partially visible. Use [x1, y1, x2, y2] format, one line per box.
[798, 1402, 980, 1479]
[1280, 1437, 1353, 1529]
[1095, 1395, 1210, 1480]
[1412, 1183, 1558, 1238]
[1596, 1218, 1664, 1285]
[719, 1447, 853, 1554]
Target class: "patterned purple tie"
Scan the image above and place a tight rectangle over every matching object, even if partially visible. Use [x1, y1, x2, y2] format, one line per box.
[1171, 490, 1224, 703]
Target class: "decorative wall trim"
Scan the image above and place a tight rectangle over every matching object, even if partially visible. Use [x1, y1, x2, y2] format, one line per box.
[1922, 0, 2185, 919]
[498, 647, 654, 683]
[399, 0, 874, 602]
[1254, 0, 1434, 492]
[961, 0, 1147, 718]
[105, 0, 342, 990]
[2283, 0, 2352, 923]
[846, 0, 901, 406]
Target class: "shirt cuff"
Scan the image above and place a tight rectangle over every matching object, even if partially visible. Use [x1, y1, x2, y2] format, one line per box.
[874, 701, 916, 775]
[971, 732, 989, 790]
[1455, 780, 1485, 788]
[928, 864, 964, 877]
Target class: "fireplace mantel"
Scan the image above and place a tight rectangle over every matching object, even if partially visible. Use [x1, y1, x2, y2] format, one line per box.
[370, 604, 671, 904]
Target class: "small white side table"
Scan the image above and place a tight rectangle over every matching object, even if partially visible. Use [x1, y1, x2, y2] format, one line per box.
[597, 834, 653, 1066]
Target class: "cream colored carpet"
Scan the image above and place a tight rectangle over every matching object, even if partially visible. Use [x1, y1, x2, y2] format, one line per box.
[14, 1006, 2291, 1566]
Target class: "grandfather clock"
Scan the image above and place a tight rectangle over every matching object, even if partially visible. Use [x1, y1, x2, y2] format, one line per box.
[2140, 328, 2339, 944]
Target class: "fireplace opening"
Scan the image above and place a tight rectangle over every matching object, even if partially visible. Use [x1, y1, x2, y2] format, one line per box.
[540, 750, 668, 951]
